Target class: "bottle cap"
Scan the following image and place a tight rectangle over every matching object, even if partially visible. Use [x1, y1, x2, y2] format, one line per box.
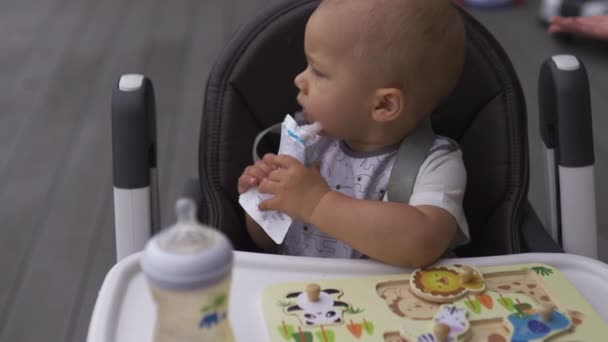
[140, 198, 233, 290]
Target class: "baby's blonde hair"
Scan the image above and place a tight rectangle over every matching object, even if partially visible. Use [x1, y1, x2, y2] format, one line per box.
[318, 0, 466, 118]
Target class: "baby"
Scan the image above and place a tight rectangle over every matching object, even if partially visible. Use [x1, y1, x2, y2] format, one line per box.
[238, 0, 468, 267]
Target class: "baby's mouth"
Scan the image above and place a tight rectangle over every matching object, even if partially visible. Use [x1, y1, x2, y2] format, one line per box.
[302, 112, 312, 124]
[304, 112, 316, 124]
[296, 109, 311, 124]
[297, 109, 325, 135]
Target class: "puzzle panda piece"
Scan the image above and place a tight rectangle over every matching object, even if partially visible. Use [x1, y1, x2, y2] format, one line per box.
[283, 285, 350, 327]
[410, 264, 486, 303]
[400, 305, 471, 342]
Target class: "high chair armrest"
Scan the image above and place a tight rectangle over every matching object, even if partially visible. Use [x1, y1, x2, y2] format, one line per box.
[112, 74, 158, 262]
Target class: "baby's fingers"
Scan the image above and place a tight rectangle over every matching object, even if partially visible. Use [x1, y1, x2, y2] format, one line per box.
[258, 178, 280, 194]
[254, 159, 274, 175]
[244, 165, 268, 181]
[238, 174, 258, 194]
[259, 196, 281, 212]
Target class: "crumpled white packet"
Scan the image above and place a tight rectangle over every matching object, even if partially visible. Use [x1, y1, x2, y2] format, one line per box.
[239, 114, 322, 244]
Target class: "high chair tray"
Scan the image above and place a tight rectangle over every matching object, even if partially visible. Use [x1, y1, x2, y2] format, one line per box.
[87, 251, 608, 342]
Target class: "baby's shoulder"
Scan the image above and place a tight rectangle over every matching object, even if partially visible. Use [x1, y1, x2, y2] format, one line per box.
[418, 136, 466, 180]
[428, 136, 461, 156]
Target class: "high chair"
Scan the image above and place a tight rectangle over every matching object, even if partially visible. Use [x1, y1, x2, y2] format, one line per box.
[110, 0, 597, 261]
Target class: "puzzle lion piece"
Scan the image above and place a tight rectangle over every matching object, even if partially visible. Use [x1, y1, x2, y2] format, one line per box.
[409, 265, 486, 303]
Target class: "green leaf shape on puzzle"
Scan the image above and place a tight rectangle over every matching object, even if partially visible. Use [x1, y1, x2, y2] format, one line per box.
[291, 331, 313, 342]
[465, 298, 482, 314]
[277, 300, 295, 308]
[315, 329, 335, 342]
[344, 306, 364, 315]
[346, 321, 362, 338]
[530, 266, 553, 277]
[213, 294, 227, 308]
[277, 323, 295, 340]
[362, 320, 374, 335]
[498, 297, 515, 312]
[514, 303, 532, 316]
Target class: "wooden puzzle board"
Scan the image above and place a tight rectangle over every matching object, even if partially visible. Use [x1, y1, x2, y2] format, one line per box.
[262, 263, 608, 341]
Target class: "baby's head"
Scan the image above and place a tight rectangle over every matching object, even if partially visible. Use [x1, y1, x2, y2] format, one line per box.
[295, 0, 465, 150]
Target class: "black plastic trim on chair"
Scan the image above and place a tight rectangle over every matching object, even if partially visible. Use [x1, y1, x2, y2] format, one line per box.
[539, 56, 594, 167]
[112, 75, 157, 189]
[450, 5, 529, 256]
[521, 201, 564, 253]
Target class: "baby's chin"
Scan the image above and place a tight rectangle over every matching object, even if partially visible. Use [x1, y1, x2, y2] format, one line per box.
[299, 110, 326, 135]
[299, 110, 311, 123]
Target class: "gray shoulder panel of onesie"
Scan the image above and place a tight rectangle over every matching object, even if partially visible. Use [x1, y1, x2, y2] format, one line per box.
[427, 136, 460, 155]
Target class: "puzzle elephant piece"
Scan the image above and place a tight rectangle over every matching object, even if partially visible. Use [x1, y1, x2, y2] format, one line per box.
[284, 285, 350, 326]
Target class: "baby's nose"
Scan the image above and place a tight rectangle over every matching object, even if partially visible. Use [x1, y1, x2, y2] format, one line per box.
[294, 72, 307, 93]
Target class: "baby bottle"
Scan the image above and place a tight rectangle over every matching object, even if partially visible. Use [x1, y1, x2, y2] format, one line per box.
[140, 198, 235, 342]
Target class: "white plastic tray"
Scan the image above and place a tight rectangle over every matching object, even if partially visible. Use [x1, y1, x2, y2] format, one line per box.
[87, 251, 608, 342]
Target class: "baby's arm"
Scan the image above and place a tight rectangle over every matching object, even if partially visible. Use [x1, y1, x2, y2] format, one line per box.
[259, 153, 464, 267]
[310, 194, 457, 267]
[244, 214, 277, 253]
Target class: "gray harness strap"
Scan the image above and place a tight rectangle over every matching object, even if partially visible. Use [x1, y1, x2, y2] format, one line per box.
[386, 119, 435, 203]
[252, 117, 434, 204]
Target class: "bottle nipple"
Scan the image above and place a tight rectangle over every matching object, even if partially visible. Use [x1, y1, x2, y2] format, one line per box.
[176, 198, 197, 223]
[156, 198, 213, 254]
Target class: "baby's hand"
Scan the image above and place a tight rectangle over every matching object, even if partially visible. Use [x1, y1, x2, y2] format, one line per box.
[237, 153, 277, 194]
[258, 155, 330, 223]
[549, 15, 608, 41]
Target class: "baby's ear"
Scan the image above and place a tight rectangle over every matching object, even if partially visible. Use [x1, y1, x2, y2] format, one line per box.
[371, 88, 404, 123]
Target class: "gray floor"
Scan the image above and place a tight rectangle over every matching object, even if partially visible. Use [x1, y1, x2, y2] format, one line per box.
[0, 1, 606, 341]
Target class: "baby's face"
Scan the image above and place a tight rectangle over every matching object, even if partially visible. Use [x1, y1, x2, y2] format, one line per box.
[294, 9, 376, 141]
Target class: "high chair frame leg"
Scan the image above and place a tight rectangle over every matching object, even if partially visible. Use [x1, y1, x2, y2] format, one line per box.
[112, 74, 159, 261]
[538, 54, 598, 259]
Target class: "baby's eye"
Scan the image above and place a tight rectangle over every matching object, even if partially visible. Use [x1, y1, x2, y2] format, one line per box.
[309, 65, 325, 78]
